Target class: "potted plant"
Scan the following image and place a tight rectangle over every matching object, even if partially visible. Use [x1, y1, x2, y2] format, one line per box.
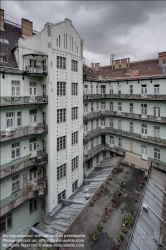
[97, 223, 103, 232]
[102, 215, 107, 223]
[114, 237, 121, 250]
[116, 187, 122, 196]
[134, 189, 140, 196]
[122, 224, 127, 233]
[93, 228, 100, 241]
[123, 212, 134, 228]
[109, 207, 113, 212]
[90, 201, 94, 207]
[120, 179, 125, 187]
[120, 232, 124, 240]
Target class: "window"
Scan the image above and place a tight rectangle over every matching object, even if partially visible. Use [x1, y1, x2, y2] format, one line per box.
[154, 85, 160, 94]
[154, 148, 160, 160]
[110, 136, 114, 145]
[84, 103, 88, 113]
[17, 112, 21, 126]
[91, 103, 93, 112]
[87, 160, 92, 169]
[71, 60, 78, 71]
[96, 119, 99, 128]
[101, 102, 105, 110]
[6, 112, 14, 128]
[0, 53, 7, 62]
[141, 104, 147, 116]
[154, 126, 160, 137]
[153, 107, 160, 117]
[118, 102, 122, 111]
[12, 81, 20, 96]
[101, 119, 105, 126]
[72, 107, 78, 120]
[84, 85, 88, 94]
[57, 164, 66, 180]
[130, 103, 133, 113]
[96, 154, 99, 164]
[57, 136, 66, 151]
[12, 175, 20, 192]
[129, 85, 133, 94]
[72, 83, 78, 95]
[29, 82, 37, 96]
[0, 213, 12, 234]
[118, 85, 121, 94]
[129, 122, 133, 132]
[109, 86, 113, 94]
[101, 85, 105, 94]
[72, 156, 78, 171]
[30, 199, 37, 213]
[58, 190, 66, 203]
[141, 85, 147, 95]
[110, 102, 113, 111]
[11, 142, 20, 160]
[57, 56, 66, 69]
[118, 120, 122, 130]
[57, 82, 66, 96]
[96, 85, 98, 94]
[118, 138, 122, 147]
[72, 131, 78, 145]
[96, 102, 99, 111]
[72, 180, 78, 193]
[0, 38, 9, 44]
[91, 85, 93, 94]
[110, 119, 114, 127]
[142, 124, 147, 134]
[57, 109, 66, 123]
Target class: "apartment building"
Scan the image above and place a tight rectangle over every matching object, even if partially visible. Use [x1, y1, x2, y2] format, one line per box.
[0, 9, 84, 247]
[83, 55, 166, 176]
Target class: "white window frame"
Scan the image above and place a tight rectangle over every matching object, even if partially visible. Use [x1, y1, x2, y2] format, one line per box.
[110, 119, 114, 128]
[118, 120, 122, 130]
[57, 56, 66, 69]
[71, 60, 78, 72]
[12, 175, 20, 193]
[57, 136, 66, 151]
[12, 81, 20, 96]
[153, 107, 160, 117]
[142, 124, 147, 134]
[72, 131, 78, 145]
[118, 138, 122, 147]
[72, 107, 78, 120]
[57, 82, 66, 96]
[72, 156, 78, 171]
[101, 85, 105, 94]
[130, 103, 133, 113]
[11, 142, 20, 160]
[154, 148, 160, 160]
[72, 83, 78, 95]
[57, 109, 66, 123]
[110, 102, 113, 111]
[118, 102, 122, 111]
[17, 112, 22, 126]
[154, 126, 160, 138]
[154, 84, 160, 94]
[109, 86, 113, 94]
[57, 164, 66, 180]
[129, 85, 133, 94]
[101, 102, 105, 110]
[129, 122, 133, 132]
[118, 85, 121, 94]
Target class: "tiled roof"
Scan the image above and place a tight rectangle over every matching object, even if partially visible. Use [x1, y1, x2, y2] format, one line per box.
[0, 22, 22, 68]
[86, 59, 166, 81]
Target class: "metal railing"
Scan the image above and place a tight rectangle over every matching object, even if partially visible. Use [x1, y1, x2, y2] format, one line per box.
[25, 65, 47, 74]
[0, 150, 48, 180]
[0, 124, 48, 143]
[84, 127, 166, 147]
[83, 93, 166, 100]
[0, 96, 48, 106]
[83, 110, 166, 124]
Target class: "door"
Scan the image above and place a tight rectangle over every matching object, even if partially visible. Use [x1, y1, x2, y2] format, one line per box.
[30, 59, 36, 73]
[101, 86, 105, 94]
[110, 136, 114, 148]
[141, 104, 147, 118]
[141, 85, 147, 97]
[142, 124, 147, 138]
[142, 146, 148, 160]
[30, 168, 37, 185]
[41, 60, 46, 72]
[6, 112, 15, 131]
[29, 138, 37, 158]
[29, 82, 37, 102]
[130, 142, 134, 152]
[103, 151, 106, 160]
[30, 110, 37, 127]
[102, 135, 105, 145]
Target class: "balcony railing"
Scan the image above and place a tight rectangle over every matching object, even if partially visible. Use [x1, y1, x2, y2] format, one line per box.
[83, 143, 124, 162]
[83, 110, 166, 124]
[0, 150, 48, 180]
[0, 124, 48, 143]
[84, 127, 166, 147]
[83, 93, 166, 101]
[0, 96, 48, 107]
[148, 158, 166, 172]
[0, 178, 47, 217]
[25, 65, 47, 74]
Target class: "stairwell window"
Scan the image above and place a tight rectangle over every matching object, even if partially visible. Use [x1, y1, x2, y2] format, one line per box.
[0, 213, 12, 234]
[72, 131, 78, 145]
[57, 136, 66, 151]
[72, 156, 78, 171]
[12, 81, 20, 96]
[11, 142, 20, 160]
[154, 148, 160, 160]
[72, 180, 78, 193]
[154, 85, 160, 94]
[57, 82, 66, 96]
[58, 190, 66, 203]
[57, 164, 66, 180]
[12, 175, 20, 193]
[72, 107, 78, 120]
[57, 109, 66, 123]
[72, 83, 78, 95]
[71, 60, 78, 72]
[57, 56, 66, 69]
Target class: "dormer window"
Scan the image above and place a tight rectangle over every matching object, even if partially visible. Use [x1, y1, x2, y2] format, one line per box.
[0, 53, 7, 62]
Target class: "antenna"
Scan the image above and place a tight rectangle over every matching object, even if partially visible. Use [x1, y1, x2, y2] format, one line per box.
[110, 54, 115, 65]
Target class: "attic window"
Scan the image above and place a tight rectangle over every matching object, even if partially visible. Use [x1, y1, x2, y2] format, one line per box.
[0, 38, 9, 44]
[0, 53, 7, 63]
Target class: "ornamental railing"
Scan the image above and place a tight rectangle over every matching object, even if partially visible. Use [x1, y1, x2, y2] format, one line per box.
[0, 96, 48, 106]
[25, 65, 47, 74]
[0, 150, 48, 180]
[0, 124, 48, 143]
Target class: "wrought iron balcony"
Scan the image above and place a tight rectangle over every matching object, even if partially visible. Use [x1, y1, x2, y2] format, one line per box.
[0, 124, 48, 143]
[0, 178, 47, 217]
[83, 93, 166, 101]
[0, 150, 48, 180]
[25, 65, 47, 75]
[83, 143, 124, 162]
[0, 96, 48, 107]
[83, 110, 166, 124]
[84, 127, 166, 147]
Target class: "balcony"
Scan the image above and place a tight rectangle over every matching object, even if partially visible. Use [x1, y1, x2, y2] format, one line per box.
[83, 93, 166, 101]
[83, 143, 124, 162]
[83, 110, 166, 124]
[0, 96, 48, 107]
[0, 150, 48, 180]
[84, 127, 166, 148]
[0, 124, 48, 143]
[0, 178, 47, 217]
[25, 65, 47, 75]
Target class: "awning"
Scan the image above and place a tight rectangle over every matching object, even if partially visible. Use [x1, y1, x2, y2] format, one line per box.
[122, 152, 149, 171]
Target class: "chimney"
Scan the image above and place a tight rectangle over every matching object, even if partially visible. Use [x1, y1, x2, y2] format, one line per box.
[158, 52, 166, 64]
[112, 60, 115, 69]
[114, 60, 120, 69]
[95, 63, 100, 71]
[128, 58, 130, 67]
[121, 58, 128, 68]
[0, 9, 4, 31]
[21, 18, 33, 37]
[91, 63, 95, 70]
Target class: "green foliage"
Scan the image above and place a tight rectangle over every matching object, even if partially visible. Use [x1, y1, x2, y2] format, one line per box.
[93, 228, 100, 237]
[116, 187, 122, 195]
[123, 212, 134, 228]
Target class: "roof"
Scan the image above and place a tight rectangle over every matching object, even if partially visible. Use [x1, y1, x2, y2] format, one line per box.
[86, 59, 166, 81]
[0, 22, 22, 68]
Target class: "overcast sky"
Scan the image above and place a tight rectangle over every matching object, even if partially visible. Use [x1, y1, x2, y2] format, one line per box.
[2, 1, 166, 66]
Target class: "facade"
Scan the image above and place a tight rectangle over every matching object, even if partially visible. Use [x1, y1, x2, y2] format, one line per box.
[83, 55, 166, 176]
[0, 9, 84, 248]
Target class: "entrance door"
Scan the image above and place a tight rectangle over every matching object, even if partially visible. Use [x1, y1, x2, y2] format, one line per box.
[30, 110, 37, 127]
[29, 138, 37, 158]
[30, 168, 37, 185]
[110, 136, 114, 148]
[142, 146, 148, 160]
[29, 82, 37, 102]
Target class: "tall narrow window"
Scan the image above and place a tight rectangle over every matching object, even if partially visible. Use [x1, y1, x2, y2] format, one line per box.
[72, 107, 78, 120]
[118, 120, 122, 130]
[130, 103, 133, 113]
[154, 85, 159, 94]
[129, 122, 133, 132]
[71, 60, 78, 71]
[11, 142, 20, 160]
[57, 136, 66, 151]
[57, 109, 66, 123]
[71, 156, 78, 171]
[72, 132, 78, 145]
[129, 85, 133, 94]
[154, 126, 160, 137]
[59, 35, 60, 47]
[17, 112, 21, 126]
[12, 81, 20, 96]
[110, 102, 113, 111]
[12, 175, 20, 192]
[154, 148, 160, 160]
[57, 57, 66, 69]
[57, 164, 66, 180]
[66, 34, 67, 49]
[57, 82, 66, 96]
[72, 180, 78, 192]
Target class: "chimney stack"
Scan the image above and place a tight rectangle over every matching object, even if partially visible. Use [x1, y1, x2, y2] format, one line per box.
[158, 52, 166, 64]
[114, 60, 120, 69]
[91, 63, 95, 70]
[128, 58, 130, 67]
[0, 9, 4, 30]
[95, 63, 100, 71]
[21, 18, 33, 37]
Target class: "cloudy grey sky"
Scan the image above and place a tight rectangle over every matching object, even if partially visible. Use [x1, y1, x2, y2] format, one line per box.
[2, 1, 166, 66]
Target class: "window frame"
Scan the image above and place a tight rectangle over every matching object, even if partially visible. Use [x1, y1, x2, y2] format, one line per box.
[57, 109, 66, 123]
[12, 175, 20, 193]
[57, 82, 66, 96]
[11, 142, 20, 160]
[71, 60, 78, 72]
[71, 131, 78, 145]
[57, 56, 66, 70]
[57, 164, 66, 180]
[57, 136, 66, 151]
[71, 156, 78, 171]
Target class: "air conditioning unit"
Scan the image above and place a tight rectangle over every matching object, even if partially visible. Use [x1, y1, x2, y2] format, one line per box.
[143, 203, 148, 213]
